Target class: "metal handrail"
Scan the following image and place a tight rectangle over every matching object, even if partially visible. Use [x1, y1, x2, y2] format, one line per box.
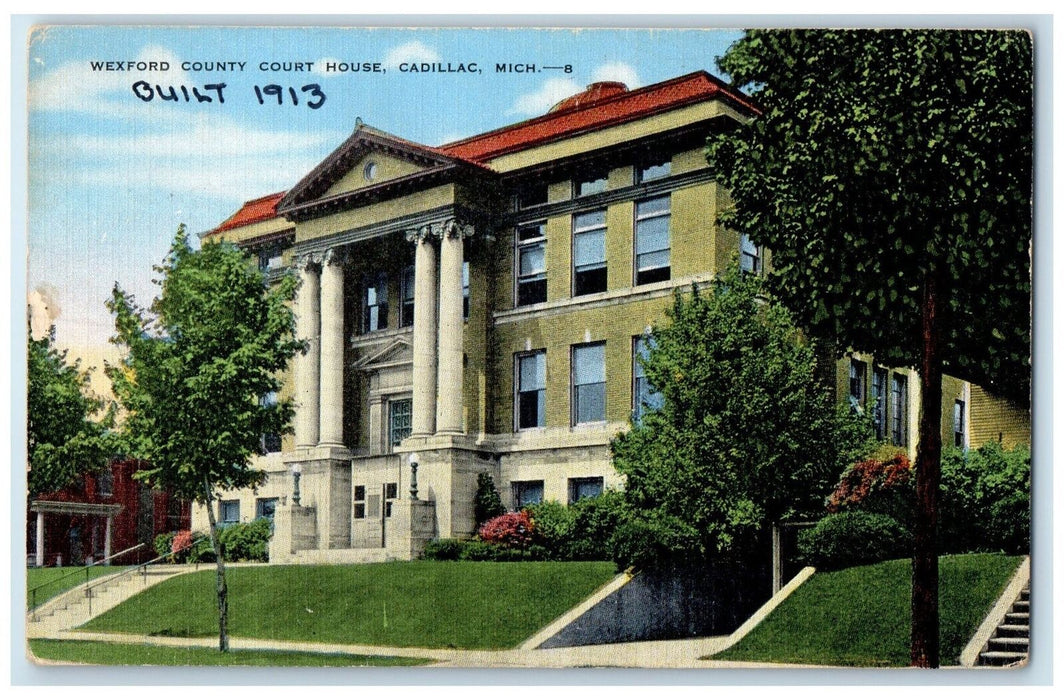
[27, 543, 146, 612]
[77, 536, 211, 617]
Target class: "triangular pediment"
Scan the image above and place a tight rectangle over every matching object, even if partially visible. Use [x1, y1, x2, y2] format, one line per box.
[354, 336, 413, 371]
[278, 124, 460, 211]
[324, 150, 431, 197]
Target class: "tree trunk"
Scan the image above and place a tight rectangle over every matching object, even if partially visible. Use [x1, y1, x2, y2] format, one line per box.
[203, 480, 230, 652]
[911, 270, 944, 668]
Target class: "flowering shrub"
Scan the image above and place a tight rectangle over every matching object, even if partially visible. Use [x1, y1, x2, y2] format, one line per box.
[478, 511, 534, 548]
[171, 530, 193, 556]
[827, 453, 912, 522]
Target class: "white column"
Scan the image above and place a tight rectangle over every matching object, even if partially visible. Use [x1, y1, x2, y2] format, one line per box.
[36, 510, 44, 567]
[104, 514, 113, 562]
[294, 257, 320, 448]
[319, 248, 346, 447]
[436, 221, 471, 435]
[408, 227, 438, 437]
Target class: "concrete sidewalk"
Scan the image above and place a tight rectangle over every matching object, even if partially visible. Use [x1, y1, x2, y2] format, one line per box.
[30, 628, 739, 668]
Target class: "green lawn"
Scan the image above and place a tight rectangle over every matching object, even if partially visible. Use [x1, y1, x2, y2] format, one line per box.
[27, 566, 123, 610]
[28, 639, 431, 666]
[81, 560, 616, 649]
[712, 553, 1023, 667]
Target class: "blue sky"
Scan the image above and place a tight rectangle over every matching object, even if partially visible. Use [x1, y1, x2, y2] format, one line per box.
[26, 25, 743, 349]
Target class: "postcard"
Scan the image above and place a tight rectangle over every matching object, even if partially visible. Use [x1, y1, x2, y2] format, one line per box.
[20, 22, 1036, 677]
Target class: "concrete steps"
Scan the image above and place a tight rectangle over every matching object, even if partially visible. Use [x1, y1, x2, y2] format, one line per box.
[979, 586, 1030, 667]
[27, 565, 192, 636]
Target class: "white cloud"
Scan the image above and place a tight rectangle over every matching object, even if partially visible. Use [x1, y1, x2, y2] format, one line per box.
[383, 41, 439, 70]
[507, 77, 582, 116]
[30, 44, 190, 120]
[592, 62, 641, 89]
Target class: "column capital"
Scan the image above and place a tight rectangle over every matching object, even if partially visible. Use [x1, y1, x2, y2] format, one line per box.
[404, 225, 436, 244]
[322, 247, 348, 267]
[436, 219, 475, 241]
[293, 252, 323, 271]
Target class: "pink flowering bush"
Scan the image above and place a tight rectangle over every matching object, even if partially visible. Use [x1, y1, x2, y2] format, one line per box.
[478, 511, 534, 548]
[171, 530, 193, 555]
[826, 452, 913, 525]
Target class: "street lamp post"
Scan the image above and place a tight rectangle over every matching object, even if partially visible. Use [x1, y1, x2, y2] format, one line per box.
[408, 452, 419, 500]
[291, 464, 302, 506]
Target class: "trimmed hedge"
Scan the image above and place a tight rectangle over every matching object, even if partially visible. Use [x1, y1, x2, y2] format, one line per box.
[798, 511, 912, 570]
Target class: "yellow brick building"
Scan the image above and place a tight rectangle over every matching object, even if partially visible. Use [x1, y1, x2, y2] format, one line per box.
[194, 72, 1028, 562]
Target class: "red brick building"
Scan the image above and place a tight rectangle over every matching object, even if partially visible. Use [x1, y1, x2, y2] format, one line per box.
[28, 458, 190, 567]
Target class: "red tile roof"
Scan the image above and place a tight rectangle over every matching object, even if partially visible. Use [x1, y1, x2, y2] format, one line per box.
[440, 71, 757, 163]
[213, 191, 287, 233]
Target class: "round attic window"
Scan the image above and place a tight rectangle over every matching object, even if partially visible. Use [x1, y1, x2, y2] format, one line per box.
[363, 161, 378, 181]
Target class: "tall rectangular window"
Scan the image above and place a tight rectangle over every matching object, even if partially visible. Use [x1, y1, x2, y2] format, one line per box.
[389, 398, 412, 448]
[258, 247, 284, 272]
[633, 336, 663, 420]
[255, 498, 278, 521]
[637, 158, 671, 183]
[572, 342, 606, 425]
[512, 480, 544, 508]
[400, 265, 415, 328]
[363, 273, 388, 333]
[575, 171, 608, 197]
[740, 233, 762, 274]
[220, 500, 240, 525]
[517, 351, 546, 430]
[953, 400, 967, 448]
[891, 373, 909, 447]
[635, 196, 670, 285]
[384, 482, 398, 518]
[516, 222, 547, 306]
[573, 210, 607, 296]
[872, 367, 888, 441]
[849, 359, 867, 410]
[353, 485, 366, 519]
[463, 260, 470, 319]
[568, 477, 604, 504]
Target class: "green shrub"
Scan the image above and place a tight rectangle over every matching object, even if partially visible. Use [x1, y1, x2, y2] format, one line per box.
[153, 532, 176, 561]
[186, 532, 216, 563]
[422, 538, 466, 561]
[798, 511, 911, 570]
[609, 514, 699, 571]
[218, 518, 272, 562]
[526, 501, 574, 559]
[940, 443, 1030, 554]
[568, 491, 629, 561]
[473, 473, 506, 528]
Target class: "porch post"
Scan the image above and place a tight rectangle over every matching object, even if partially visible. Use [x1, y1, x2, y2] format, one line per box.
[294, 256, 321, 448]
[407, 226, 438, 437]
[319, 247, 346, 447]
[36, 510, 44, 567]
[104, 514, 113, 562]
[435, 220, 471, 435]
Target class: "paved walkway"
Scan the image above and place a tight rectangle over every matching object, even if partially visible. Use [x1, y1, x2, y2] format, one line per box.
[30, 627, 742, 668]
[26, 563, 748, 668]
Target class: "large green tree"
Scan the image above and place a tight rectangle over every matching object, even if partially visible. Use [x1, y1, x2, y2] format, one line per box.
[611, 268, 869, 569]
[27, 329, 115, 498]
[706, 29, 1032, 667]
[107, 226, 302, 651]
